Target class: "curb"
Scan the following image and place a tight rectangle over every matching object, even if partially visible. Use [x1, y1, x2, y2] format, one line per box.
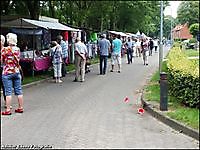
[21, 62, 99, 89]
[22, 77, 52, 89]
[140, 91, 199, 141]
[22, 69, 76, 89]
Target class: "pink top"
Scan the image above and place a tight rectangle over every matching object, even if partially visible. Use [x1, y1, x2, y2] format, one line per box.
[1, 46, 20, 75]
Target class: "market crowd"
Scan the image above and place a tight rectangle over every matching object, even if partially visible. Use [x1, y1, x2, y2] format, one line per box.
[1, 32, 159, 115]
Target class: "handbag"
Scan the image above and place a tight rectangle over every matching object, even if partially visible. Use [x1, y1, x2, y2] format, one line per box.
[65, 57, 69, 64]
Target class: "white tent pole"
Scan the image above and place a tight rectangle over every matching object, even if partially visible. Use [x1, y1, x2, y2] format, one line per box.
[32, 30, 35, 77]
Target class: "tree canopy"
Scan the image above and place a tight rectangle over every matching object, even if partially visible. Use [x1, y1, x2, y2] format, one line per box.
[1, 0, 170, 38]
[189, 23, 199, 38]
[177, 1, 199, 26]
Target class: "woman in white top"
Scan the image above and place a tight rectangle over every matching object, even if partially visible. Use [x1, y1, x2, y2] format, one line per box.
[154, 39, 158, 53]
[136, 39, 141, 57]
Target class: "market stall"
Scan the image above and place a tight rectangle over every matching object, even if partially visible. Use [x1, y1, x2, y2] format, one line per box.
[1, 17, 80, 76]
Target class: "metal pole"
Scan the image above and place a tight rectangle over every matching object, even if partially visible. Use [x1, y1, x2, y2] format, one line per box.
[32, 30, 35, 77]
[159, 1, 168, 111]
[170, 7, 173, 47]
[159, 1, 163, 73]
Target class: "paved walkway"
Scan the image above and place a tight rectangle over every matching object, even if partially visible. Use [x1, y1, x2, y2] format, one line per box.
[1, 47, 199, 149]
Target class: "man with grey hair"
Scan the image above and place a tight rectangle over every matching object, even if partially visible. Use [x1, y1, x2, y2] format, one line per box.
[73, 37, 87, 82]
[98, 34, 111, 75]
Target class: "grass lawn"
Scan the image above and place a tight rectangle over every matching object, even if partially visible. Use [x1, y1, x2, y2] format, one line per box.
[22, 56, 100, 85]
[144, 61, 199, 130]
[22, 70, 53, 85]
[167, 96, 199, 129]
[184, 49, 199, 57]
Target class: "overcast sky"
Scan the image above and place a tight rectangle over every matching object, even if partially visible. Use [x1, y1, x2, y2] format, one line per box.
[164, 1, 182, 18]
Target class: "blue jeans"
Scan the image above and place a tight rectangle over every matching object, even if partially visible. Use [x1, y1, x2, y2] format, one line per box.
[2, 73, 23, 96]
[100, 55, 108, 74]
[127, 48, 133, 64]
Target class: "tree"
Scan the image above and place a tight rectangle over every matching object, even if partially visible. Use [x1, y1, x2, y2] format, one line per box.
[1, 0, 169, 37]
[177, 1, 199, 26]
[189, 23, 199, 38]
[24, 0, 40, 19]
[163, 15, 176, 40]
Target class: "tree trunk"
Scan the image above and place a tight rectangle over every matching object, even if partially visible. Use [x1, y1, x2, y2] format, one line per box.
[48, 0, 55, 18]
[100, 16, 103, 32]
[26, 0, 40, 20]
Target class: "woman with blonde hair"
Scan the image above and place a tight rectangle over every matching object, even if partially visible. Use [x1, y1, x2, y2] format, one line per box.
[1, 33, 24, 115]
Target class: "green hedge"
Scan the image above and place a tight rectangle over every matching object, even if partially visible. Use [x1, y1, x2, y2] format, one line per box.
[167, 47, 199, 108]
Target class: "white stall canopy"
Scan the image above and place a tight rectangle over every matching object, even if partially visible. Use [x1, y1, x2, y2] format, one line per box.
[1, 18, 81, 31]
[109, 30, 128, 37]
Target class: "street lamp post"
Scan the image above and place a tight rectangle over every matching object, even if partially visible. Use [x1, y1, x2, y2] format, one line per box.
[170, 8, 173, 47]
[159, 0, 163, 73]
[159, 0, 168, 111]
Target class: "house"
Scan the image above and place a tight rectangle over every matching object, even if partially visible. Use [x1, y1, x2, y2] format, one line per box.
[172, 23, 193, 40]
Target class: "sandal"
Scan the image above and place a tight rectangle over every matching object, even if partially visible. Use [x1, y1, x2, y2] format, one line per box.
[15, 108, 24, 113]
[2, 110, 12, 115]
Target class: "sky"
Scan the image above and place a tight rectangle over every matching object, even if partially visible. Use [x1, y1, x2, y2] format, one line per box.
[164, 1, 182, 18]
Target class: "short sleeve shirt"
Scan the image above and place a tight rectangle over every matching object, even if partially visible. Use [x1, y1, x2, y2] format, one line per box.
[98, 38, 111, 56]
[1, 46, 20, 75]
[112, 38, 122, 54]
[50, 45, 62, 64]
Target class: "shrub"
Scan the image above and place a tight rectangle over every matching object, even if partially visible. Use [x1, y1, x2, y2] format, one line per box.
[189, 23, 199, 38]
[189, 38, 196, 43]
[167, 47, 199, 108]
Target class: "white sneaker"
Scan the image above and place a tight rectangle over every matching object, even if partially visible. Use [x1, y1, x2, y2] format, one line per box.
[58, 80, 63, 83]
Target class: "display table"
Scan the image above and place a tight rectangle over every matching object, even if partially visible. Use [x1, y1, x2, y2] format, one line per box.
[33, 57, 51, 71]
[20, 57, 51, 74]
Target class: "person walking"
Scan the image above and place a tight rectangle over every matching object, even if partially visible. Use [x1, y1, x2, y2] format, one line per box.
[56, 35, 68, 77]
[135, 38, 141, 57]
[1, 35, 6, 104]
[110, 34, 122, 73]
[1, 33, 24, 115]
[125, 37, 133, 64]
[74, 37, 87, 82]
[50, 41, 63, 83]
[141, 38, 149, 65]
[98, 34, 111, 75]
[149, 38, 154, 56]
[154, 38, 158, 53]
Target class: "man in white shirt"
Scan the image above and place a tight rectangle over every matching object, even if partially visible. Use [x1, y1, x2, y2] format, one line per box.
[135, 38, 141, 57]
[154, 38, 158, 53]
[74, 37, 87, 82]
[126, 37, 133, 64]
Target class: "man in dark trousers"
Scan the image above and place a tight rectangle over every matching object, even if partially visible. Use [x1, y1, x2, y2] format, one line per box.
[98, 34, 111, 75]
[149, 38, 154, 56]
